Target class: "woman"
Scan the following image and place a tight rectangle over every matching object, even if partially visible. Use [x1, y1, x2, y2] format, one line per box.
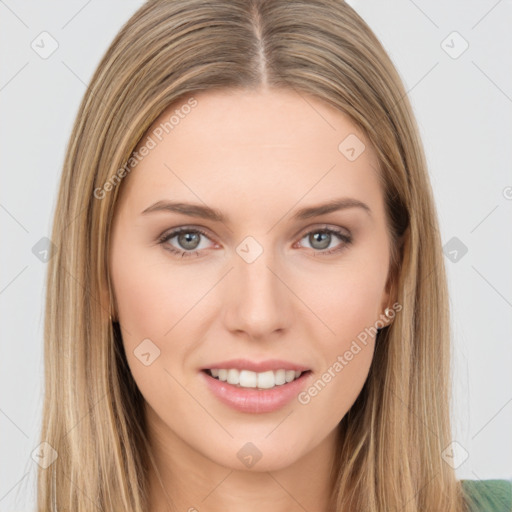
[38, 0, 511, 510]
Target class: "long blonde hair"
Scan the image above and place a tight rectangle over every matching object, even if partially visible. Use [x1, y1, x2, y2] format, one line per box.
[39, 0, 469, 510]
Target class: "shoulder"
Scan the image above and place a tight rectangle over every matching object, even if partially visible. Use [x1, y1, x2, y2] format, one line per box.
[460, 479, 512, 512]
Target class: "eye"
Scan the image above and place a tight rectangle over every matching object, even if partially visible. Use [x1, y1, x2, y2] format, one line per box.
[158, 227, 216, 258]
[296, 226, 352, 256]
[158, 225, 352, 259]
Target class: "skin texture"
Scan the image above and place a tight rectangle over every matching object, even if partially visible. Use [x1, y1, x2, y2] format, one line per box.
[109, 87, 395, 512]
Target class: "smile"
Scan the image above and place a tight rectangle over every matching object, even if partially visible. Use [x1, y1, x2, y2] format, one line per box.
[206, 368, 305, 389]
[200, 368, 313, 414]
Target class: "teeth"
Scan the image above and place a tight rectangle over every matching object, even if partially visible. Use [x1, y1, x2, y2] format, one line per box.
[208, 368, 304, 389]
[239, 369, 257, 388]
[227, 369, 239, 385]
[275, 369, 286, 385]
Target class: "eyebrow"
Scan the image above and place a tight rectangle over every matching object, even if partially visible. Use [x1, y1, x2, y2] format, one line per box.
[141, 197, 371, 222]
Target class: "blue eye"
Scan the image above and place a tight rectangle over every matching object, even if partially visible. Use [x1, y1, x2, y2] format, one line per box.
[158, 227, 213, 258]
[158, 225, 352, 259]
[297, 227, 352, 255]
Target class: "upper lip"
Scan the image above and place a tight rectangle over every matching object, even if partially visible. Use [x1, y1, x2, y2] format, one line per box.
[201, 358, 310, 373]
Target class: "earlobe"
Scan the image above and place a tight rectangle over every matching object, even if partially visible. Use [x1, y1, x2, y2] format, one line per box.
[380, 265, 399, 327]
[99, 278, 117, 322]
[383, 307, 395, 326]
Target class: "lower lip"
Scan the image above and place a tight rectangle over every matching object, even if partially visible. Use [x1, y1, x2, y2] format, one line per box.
[200, 370, 312, 414]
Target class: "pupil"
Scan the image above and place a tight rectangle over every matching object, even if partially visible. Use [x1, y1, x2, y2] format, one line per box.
[179, 232, 199, 250]
[311, 231, 330, 250]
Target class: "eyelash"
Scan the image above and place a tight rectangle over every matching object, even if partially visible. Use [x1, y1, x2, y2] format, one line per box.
[157, 225, 352, 259]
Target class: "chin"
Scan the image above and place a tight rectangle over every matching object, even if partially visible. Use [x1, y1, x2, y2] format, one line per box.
[197, 432, 312, 473]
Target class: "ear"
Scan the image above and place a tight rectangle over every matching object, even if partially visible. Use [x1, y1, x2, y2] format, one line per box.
[379, 260, 400, 326]
[99, 273, 117, 321]
[382, 229, 406, 311]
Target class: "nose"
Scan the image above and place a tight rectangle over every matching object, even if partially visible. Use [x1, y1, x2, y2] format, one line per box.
[222, 244, 293, 340]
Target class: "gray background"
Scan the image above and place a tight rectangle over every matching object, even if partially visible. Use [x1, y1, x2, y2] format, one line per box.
[1, 0, 511, 509]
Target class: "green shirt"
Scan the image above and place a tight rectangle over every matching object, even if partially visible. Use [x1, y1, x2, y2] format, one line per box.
[461, 479, 512, 511]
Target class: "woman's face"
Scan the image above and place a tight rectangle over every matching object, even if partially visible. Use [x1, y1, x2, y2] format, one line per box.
[109, 88, 394, 472]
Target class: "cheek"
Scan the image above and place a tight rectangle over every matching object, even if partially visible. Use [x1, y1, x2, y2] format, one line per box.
[297, 279, 378, 424]
[302, 257, 387, 342]
[110, 245, 199, 410]
[294, 257, 385, 408]
[111, 241, 208, 341]
[110, 240, 220, 394]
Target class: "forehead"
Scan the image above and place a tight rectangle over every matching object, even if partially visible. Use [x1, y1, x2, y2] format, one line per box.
[118, 88, 383, 220]
[146, 87, 374, 157]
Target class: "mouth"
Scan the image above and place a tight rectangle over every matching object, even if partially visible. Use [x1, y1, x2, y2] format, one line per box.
[202, 368, 312, 390]
[200, 367, 313, 413]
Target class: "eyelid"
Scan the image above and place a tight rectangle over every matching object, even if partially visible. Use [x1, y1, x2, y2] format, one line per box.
[158, 223, 352, 258]
[296, 222, 351, 238]
[158, 226, 218, 247]
[158, 223, 350, 243]
[294, 224, 352, 253]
